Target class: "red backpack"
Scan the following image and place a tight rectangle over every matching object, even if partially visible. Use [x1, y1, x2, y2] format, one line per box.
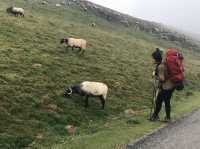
[165, 48, 184, 90]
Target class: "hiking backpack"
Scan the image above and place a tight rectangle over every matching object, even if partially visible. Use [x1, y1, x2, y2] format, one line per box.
[165, 48, 184, 90]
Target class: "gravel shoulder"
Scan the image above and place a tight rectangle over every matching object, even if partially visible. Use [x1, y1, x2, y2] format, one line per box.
[127, 108, 200, 149]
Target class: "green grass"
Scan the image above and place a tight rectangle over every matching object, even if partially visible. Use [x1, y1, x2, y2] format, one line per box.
[31, 92, 200, 149]
[0, 0, 200, 148]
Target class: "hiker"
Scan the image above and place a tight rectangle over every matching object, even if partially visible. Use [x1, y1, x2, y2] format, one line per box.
[150, 48, 184, 122]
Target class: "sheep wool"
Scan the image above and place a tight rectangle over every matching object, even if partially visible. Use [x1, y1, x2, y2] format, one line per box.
[12, 7, 24, 14]
[68, 38, 87, 50]
[80, 81, 108, 100]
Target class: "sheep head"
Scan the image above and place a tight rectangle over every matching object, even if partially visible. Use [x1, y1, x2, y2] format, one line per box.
[64, 87, 73, 97]
[60, 38, 68, 44]
[60, 38, 65, 44]
[6, 7, 12, 13]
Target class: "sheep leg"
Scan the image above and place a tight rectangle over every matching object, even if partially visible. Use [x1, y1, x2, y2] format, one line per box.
[66, 46, 69, 50]
[100, 96, 105, 109]
[78, 47, 82, 53]
[81, 49, 85, 55]
[85, 95, 89, 108]
[20, 13, 23, 17]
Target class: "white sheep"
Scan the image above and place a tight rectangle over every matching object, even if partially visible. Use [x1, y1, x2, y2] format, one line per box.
[41, 1, 48, 5]
[60, 38, 87, 54]
[7, 6, 25, 17]
[56, 4, 62, 7]
[64, 81, 108, 109]
[89, 22, 96, 27]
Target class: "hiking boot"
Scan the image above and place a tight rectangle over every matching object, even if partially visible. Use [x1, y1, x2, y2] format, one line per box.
[164, 117, 171, 123]
[150, 115, 159, 122]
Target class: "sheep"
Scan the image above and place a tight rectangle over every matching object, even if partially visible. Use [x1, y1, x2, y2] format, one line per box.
[6, 6, 25, 17]
[89, 22, 96, 27]
[56, 4, 62, 7]
[41, 1, 48, 5]
[64, 81, 108, 109]
[60, 38, 87, 54]
[61, 1, 66, 6]
[91, 23, 96, 27]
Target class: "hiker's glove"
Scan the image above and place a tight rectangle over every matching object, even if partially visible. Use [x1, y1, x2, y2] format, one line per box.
[152, 70, 156, 77]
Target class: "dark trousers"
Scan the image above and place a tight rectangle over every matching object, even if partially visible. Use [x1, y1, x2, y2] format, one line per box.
[153, 88, 175, 119]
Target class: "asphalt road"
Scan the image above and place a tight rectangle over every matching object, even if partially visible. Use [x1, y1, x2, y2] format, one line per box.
[127, 109, 200, 149]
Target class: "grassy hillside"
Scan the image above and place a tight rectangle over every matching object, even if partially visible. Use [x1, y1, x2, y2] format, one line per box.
[0, 0, 200, 148]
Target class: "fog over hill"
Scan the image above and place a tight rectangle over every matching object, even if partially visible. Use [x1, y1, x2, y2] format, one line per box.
[88, 0, 200, 38]
[67, 0, 200, 51]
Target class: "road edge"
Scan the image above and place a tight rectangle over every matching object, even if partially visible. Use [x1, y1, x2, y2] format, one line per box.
[126, 107, 200, 149]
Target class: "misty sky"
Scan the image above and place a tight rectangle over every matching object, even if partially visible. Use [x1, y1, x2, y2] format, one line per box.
[88, 0, 199, 34]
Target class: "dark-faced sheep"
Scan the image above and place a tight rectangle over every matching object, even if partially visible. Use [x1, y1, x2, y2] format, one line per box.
[7, 6, 25, 17]
[64, 81, 108, 109]
[60, 38, 87, 54]
[41, 1, 48, 5]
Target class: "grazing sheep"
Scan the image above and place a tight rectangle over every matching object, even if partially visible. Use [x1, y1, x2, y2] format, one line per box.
[60, 38, 87, 54]
[41, 1, 48, 5]
[64, 81, 108, 109]
[61, 1, 66, 5]
[91, 23, 96, 27]
[89, 22, 96, 27]
[7, 6, 24, 17]
[56, 3, 61, 7]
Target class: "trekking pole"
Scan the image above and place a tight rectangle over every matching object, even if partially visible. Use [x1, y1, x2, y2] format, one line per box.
[149, 76, 159, 120]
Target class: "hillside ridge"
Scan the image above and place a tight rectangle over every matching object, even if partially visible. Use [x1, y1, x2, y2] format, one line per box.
[63, 0, 200, 51]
